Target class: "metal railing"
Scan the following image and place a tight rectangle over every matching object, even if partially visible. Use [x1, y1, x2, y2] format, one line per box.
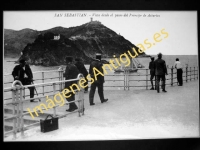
[4, 74, 85, 139]
[124, 66, 198, 90]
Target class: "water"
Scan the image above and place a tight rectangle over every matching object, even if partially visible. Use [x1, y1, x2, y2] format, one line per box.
[4, 55, 198, 75]
[3, 55, 198, 100]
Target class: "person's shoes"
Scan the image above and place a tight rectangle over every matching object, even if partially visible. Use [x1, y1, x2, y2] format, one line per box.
[90, 103, 95, 106]
[178, 85, 182, 86]
[30, 100, 37, 102]
[150, 87, 154, 90]
[157, 91, 160, 93]
[66, 107, 78, 112]
[101, 99, 108, 103]
[162, 90, 167, 92]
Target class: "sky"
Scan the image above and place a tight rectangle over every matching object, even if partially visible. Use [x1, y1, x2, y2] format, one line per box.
[3, 10, 198, 55]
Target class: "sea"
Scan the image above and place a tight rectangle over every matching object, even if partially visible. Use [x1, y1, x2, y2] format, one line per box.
[3, 55, 199, 100]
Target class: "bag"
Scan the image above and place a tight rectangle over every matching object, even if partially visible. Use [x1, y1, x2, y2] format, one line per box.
[40, 115, 59, 133]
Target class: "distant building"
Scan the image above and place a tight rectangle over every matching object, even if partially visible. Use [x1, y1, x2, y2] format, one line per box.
[90, 17, 101, 25]
[54, 34, 60, 40]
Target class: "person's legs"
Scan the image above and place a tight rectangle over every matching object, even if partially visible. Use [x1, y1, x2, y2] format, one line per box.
[177, 69, 180, 85]
[177, 69, 183, 86]
[180, 69, 183, 85]
[150, 74, 155, 90]
[97, 83, 104, 102]
[161, 75, 167, 92]
[29, 86, 35, 98]
[84, 78, 89, 92]
[89, 83, 97, 105]
[66, 92, 78, 111]
[156, 75, 161, 93]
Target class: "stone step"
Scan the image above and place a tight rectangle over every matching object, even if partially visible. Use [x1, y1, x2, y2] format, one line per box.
[4, 114, 40, 124]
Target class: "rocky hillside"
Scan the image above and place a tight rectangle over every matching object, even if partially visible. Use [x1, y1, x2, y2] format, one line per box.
[5, 21, 145, 66]
[4, 28, 39, 57]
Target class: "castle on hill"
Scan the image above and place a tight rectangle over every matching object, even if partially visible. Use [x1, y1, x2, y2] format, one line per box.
[89, 17, 101, 24]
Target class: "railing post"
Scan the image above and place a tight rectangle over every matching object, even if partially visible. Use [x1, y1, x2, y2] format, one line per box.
[186, 66, 188, 82]
[127, 69, 130, 90]
[42, 72, 44, 95]
[20, 86, 24, 137]
[194, 67, 195, 80]
[124, 69, 126, 90]
[16, 87, 20, 132]
[59, 71, 61, 92]
[146, 69, 148, 90]
[52, 83, 56, 116]
[171, 66, 173, 86]
[78, 74, 85, 116]
[190, 67, 192, 81]
[155, 75, 157, 90]
[12, 88, 17, 139]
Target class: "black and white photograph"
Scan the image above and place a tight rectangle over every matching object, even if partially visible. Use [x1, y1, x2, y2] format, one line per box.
[3, 10, 199, 142]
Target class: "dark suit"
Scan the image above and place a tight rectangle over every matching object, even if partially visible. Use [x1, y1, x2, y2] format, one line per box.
[12, 64, 35, 98]
[74, 61, 89, 91]
[64, 63, 79, 109]
[154, 58, 168, 92]
[89, 59, 105, 104]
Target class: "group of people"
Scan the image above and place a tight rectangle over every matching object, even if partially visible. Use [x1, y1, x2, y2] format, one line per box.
[12, 53, 108, 112]
[12, 52, 183, 111]
[149, 53, 183, 93]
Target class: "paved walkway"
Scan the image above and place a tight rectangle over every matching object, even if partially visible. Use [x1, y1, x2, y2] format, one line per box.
[4, 80, 199, 141]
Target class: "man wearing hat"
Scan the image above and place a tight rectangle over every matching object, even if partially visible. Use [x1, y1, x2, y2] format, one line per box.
[89, 53, 108, 105]
[74, 58, 89, 93]
[149, 56, 155, 90]
[12, 59, 35, 102]
[154, 53, 168, 93]
[64, 56, 80, 112]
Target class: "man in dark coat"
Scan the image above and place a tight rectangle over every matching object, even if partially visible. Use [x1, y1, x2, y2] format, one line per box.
[89, 53, 108, 105]
[12, 59, 35, 102]
[74, 58, 89, 93]
[154, 53, 168, 93]
[64, 56, 80, 112]
[149, 57, 155, 90]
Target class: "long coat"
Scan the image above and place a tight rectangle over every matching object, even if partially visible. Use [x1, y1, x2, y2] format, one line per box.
[74, 61, 88, 77]
[154, 58, 168, 75]
[89, 59, 104, 84]
[12, 64, 33, 85]
[64, 63, 80, 89]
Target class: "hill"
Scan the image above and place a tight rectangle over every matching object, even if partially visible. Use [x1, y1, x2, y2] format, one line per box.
[5, 20, 145, 66]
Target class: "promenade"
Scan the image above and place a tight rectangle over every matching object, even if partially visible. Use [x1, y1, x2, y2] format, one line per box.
[4, 80, 199, 141]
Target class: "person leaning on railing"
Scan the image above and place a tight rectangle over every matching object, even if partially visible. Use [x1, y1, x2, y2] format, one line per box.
[64, 56, 80, 112]
[74, 58, 89, 93]
[174, 58, 183, 86]
[11, 59, 36, 102]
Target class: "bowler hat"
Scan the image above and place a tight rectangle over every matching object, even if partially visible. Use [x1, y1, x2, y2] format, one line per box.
[96, 53, 102, 60]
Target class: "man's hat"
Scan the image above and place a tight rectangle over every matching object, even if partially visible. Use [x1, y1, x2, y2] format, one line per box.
[96, 53, 102, 60]
[150, 56, 154, 60]
[65, 56, 73, 62]
[157, 53, 162, 56]
[19, 59, 26, 63]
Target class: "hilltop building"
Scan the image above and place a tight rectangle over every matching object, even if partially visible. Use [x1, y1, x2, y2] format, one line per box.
[89, 17, 101, 25]
[54, 34, 60, 40]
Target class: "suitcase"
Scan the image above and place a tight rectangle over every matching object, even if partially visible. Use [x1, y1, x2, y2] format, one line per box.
[40, 115, 59, 133]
